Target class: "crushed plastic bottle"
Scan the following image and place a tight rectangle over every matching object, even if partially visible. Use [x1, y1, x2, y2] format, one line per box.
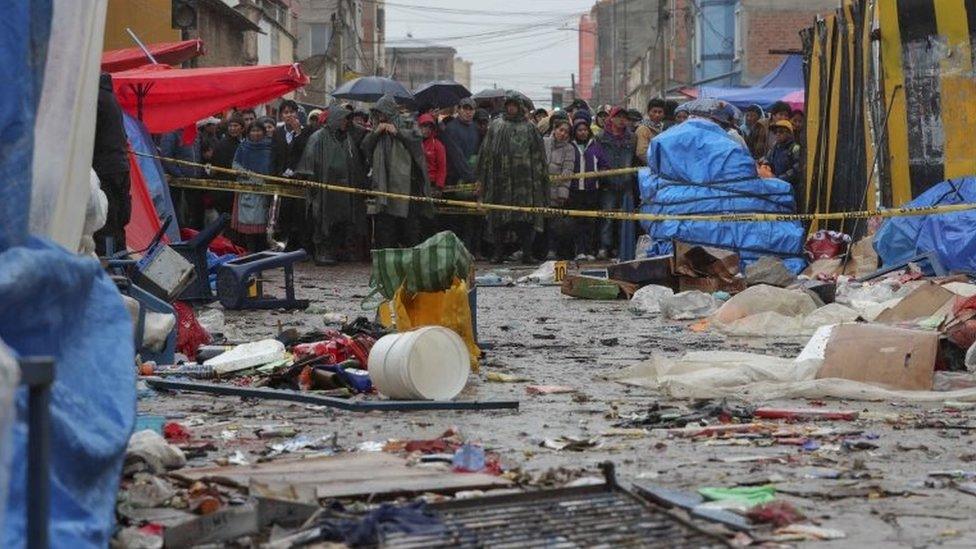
[452, 444, 486, 472]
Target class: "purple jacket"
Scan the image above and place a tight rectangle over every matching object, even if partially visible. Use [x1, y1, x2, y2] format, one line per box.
[572, 138, 610, 191]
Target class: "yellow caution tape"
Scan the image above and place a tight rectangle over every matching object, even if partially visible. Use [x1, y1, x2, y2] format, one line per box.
[142, 152, 976, 222]
[168, 177, 306, 199]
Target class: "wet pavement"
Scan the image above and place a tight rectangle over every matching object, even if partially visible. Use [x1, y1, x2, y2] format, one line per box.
[138, 262, 976, 547]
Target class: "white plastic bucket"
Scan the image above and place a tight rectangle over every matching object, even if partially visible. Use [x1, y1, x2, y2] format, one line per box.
[368, 327, 469, 400]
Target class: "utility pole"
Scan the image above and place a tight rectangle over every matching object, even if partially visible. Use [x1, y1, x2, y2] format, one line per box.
[609, 3, 615, 103]
[659, 0, 668, 98]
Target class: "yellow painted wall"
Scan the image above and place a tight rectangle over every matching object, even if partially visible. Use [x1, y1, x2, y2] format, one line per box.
[104, 0, 180, 51]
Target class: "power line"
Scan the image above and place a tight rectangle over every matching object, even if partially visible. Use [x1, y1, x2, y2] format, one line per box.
[363, 0, 584, 18]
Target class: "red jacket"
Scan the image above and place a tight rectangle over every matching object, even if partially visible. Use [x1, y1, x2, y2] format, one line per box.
[418, 113, 447, 188]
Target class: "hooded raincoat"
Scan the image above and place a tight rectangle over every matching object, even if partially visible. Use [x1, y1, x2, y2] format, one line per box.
[231, 136, 273, 233]
[294, 105, 369, 247]
[360, 94, 432, 219]
[476, 91, 550, 233]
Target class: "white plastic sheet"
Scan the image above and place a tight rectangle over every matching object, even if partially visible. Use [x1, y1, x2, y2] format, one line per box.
[30, 0, 108, 249]
[616, 325, 976, 402]
[661, 291, 718, 320]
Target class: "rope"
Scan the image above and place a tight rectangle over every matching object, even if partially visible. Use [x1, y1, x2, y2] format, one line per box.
[143, 152, 976, 223]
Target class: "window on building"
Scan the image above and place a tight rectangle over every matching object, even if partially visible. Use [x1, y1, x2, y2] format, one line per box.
[377, 8, 385, 32]
[271, 26, 280, 62]
[693, 9, 702, 67]
[309, 23, 332, 56]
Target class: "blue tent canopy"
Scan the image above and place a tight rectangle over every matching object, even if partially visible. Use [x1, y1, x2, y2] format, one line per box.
[694, 55, 804, 109]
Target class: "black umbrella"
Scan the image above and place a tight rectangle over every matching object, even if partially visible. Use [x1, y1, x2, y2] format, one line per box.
[472, 87, 506, 101]
[331, 76, 414, 105]
[413, 80, 471, 109]
[472, 88, 533, 111]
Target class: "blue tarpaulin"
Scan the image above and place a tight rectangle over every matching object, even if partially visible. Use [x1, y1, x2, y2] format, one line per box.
[0, 1, 52, 251]
[1, 2, 136, 546]
[696, 55, 804, 109]
[1, 240, 135, 547]
[123, 113, 180, 243]
[874, 177, 976, 273]
[639, 118, 806, 273]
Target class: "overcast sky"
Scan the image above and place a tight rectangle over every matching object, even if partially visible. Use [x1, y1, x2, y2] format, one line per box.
[383, 0, 595, 105]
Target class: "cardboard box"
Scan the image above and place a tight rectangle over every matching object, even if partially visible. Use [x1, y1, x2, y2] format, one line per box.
[874, 282, 956, 324]
[677, 275, 746, 295]
[816, 323, 938, 391]
[606, 255, 676, 288]
[672, 241, 740, 280]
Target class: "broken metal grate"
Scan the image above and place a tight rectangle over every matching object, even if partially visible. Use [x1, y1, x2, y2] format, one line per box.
[382, 476, 728, 548]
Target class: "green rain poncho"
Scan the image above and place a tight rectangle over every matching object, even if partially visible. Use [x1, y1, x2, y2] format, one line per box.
[360, 94, 432, 219]
[294, 105, 368, 245]
[477, 90, 550, 233]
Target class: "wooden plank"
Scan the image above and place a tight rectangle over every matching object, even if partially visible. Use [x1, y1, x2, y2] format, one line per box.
[173, 452, 511, 500]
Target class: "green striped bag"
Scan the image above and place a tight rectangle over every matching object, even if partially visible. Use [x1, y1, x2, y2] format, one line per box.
[369, 231, 474, 302]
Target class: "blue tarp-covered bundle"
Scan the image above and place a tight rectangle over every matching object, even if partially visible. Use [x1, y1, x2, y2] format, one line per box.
[874, 177, 976, 273]
[1, 1, 136, 546]
[639, 118, 806, 273]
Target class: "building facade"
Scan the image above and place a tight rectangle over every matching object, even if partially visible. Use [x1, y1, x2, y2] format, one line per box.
[577, 14, 597, 102]
[104, 0, 180, 51]
[361, 0, 386, 77]
[589, 0, 658, 107]
[738, 0, 834, 83]
[386, 39, 457, 90]
[294, 0, 376, 105]
[453, 57, 472, 90]
[237, 0, 298, 66]
[611, 0, 833, 111]
[103, 0, 260, 67]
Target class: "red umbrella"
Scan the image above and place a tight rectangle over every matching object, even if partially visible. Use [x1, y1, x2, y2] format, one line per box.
[111, 63, 310, 135]
[101, 39, 205, 73]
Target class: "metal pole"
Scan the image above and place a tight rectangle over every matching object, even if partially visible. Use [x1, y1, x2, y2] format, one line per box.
[659, 0, 668, 97]
[126, 27, 159, 65]
[20, 357, 55, 549]
[144, 377, 519, 412]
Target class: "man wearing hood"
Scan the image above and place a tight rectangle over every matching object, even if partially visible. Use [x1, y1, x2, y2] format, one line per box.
[295, 105, 369, 265]
[361, 94, 433, 249]
[595, 106, 636, 259]
[439, 97, 482, 255]
[477, 90, 550, 264]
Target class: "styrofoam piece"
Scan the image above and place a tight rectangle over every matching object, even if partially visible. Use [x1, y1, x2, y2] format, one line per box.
[795, 324, 835, 363]
[204, 339, 285, 375]
[368, 327, 469, 400]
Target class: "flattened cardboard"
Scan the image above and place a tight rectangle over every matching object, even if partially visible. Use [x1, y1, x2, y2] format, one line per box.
[816, 323, 937, 391]
[874, 282, 956, 324]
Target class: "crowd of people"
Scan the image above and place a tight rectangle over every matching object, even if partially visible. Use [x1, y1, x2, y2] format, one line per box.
[156, 92, 805, 265]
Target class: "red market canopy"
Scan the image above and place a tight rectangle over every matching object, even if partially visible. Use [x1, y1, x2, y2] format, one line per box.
[101, 39, 205, 73]
[112, 63, 310, 135]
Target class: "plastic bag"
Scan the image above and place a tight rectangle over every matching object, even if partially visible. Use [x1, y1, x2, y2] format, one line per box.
[712, 284, 818, 325]
[79, 170, 107, 256]
[717, 312, 805, 337]
[804, 230, 851, 261]
[660, 291, 719, 320]
[517, 260, 557, 285]
[629, 285, 674, 315]
[378, 278, 481, 372]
